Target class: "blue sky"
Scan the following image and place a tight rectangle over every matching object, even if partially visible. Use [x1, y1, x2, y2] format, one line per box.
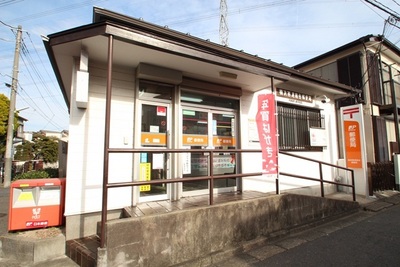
[0, 0, 399, 131]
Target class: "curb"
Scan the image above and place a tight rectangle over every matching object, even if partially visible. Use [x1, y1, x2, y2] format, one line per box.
[363, 192, 400, 212]
[0, 233, 65, 263]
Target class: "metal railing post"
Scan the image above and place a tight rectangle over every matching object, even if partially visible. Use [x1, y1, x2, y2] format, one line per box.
[351, 170, 356, 201]
[319, 162, 324, 198]
[100, 34, 113, 249]
[209, 151, 214, 205]
[276, 177, 279, 195]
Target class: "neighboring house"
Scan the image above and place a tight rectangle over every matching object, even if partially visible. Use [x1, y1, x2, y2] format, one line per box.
[12, 115, 28, 149]
[22, 131, 33, 142]
[38, 130, 69, 177]
[15, 115, 27, 141]
[43, 7, 355, 241]
[13, 129, 69, 177]
[294, 35, 400, 163]
[39, 129, 68, 140]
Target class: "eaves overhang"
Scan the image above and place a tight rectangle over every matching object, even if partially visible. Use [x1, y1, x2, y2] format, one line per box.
[44, 6, 356, 109]
[92, 6, 355, 96]
[92, 7, 292, 76]
[43, 23, 109, 110]
[294, 34, 400, 69]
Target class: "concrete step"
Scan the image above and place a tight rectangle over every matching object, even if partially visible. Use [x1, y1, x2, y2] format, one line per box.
[66, 235, 99, 267]
[0, 230, 77, 266]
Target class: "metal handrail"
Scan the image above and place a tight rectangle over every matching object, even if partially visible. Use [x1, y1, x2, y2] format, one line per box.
[99, 148, 356, 248]
[279, 151, 356, 201]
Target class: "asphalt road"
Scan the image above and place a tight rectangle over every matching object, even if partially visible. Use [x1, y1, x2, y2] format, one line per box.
[215, 202, 400, 267]
[0, 186, 10, 235]
[258, 204, 400, 266]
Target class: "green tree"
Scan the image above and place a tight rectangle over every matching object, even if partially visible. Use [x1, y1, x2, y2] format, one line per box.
[33, 133, 59, 163]
[14, 133, 59, 163]
[0, 94, 18, 155]
[14, 140, 34, 161]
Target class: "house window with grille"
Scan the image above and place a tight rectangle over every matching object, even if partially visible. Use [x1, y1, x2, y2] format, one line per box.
[277, 104, 324, 151]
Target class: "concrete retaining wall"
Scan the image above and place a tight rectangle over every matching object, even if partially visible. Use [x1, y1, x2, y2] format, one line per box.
[0, 234, 65, 263]
[99, 194, 360, 266]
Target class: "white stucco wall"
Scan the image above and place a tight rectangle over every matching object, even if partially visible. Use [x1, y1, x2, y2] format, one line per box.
[65, 62, 135, 216]
[240, 89, 340, 194]
[65, 58, 343, 217]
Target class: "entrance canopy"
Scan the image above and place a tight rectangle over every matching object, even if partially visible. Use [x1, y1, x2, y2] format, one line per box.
[44, 7, 354, 109]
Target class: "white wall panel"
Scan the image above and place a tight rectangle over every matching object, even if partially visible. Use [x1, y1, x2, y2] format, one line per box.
[65, 62, 135, 215]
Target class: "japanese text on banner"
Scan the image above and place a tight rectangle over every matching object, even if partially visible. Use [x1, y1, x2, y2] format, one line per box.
[256, 94, 278, 175]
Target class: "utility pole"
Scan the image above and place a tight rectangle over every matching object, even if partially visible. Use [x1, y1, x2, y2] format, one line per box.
[3, 25, 22, 188]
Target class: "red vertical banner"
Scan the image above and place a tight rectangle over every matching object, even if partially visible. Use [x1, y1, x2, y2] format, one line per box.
[256, 94, 278, 175]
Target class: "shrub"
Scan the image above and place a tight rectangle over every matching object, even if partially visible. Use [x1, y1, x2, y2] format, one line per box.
[14, 170, 49, 180]
[43, 168, 59, 178]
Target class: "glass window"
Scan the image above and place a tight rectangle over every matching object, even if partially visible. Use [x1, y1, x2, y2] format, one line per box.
[141, 104, 167, 147]
[182, 110, 208, 135]
[181, 91, 239, 109]
[139, 80, 173, 101]
[278, 104, 323, 151]
[383, 81, 392, 105]
[382, 62, 391, 82]
[213, 114, 234, 137]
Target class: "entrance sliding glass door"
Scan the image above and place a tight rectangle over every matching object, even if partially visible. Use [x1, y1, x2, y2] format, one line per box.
[181, 108, 237, 195]
[211, 112, 236, 188]
[139, 103, 170, 201]
[182, 109, 209, 191]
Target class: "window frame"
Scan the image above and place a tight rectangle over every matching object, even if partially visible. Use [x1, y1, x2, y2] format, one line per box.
[277, 103, 324, 151]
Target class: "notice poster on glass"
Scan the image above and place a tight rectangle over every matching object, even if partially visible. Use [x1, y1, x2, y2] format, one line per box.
[310, 127, 327, 147]
[182, 146, 191, 174]
[152, 153, 164, 169]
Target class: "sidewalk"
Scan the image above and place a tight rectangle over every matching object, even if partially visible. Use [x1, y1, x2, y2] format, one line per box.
[0, 185, 10, 236]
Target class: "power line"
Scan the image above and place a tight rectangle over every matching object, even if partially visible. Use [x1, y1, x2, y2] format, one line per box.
[364, 0, 400, 20]
[5, 0, 107, 24]
[0, 0, 22, 7]
[25, 32, 67, 114]
[16, 34, 53, 113]
[392, 0, 400, 7]
[3, 27, 68, 131]
[0, 20, 16, 29]
[160, 0, 300, 28]
[16, 76, 65, 130]
[16, 85, 64, 130]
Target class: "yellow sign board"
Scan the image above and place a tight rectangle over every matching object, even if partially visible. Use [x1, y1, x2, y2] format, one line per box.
[139, 163, 151, 192]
